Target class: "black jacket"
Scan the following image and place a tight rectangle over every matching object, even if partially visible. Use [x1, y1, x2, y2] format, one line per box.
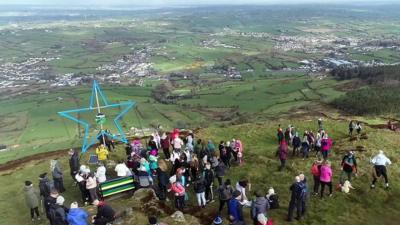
[157, 170, 169, 187]
[69, 153, 80, 172]
[194, 178, 207, 193]
[204, 169, 214, 186]
[97, 203, 116, 221]
[44, 196, 57, 216]
[292, 136, 301, 147]
[49, 204, 68, 225]
[39, 177, 51, 197]
[215, 162, 226, 177]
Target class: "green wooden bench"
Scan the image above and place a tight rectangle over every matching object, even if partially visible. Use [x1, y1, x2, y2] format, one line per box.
[99, 176, 135, 198]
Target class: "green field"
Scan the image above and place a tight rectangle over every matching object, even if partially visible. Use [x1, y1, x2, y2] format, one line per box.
[0, 75, 349, 164]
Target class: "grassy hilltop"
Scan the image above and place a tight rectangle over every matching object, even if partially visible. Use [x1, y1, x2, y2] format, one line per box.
[0, 119, 399, 225]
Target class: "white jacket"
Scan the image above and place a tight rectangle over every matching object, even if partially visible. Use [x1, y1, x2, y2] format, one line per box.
[115, 163, 132, 177]
[371, 153, 391, 166]
[96, 166, 107, 183]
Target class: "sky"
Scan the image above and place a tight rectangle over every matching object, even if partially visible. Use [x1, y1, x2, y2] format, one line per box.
[0, 0, 397, 6]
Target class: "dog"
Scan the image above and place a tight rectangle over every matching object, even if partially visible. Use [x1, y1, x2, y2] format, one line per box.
[341, 180, 355, 194]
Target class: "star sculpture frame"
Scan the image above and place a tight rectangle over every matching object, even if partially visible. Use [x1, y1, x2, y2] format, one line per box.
[58, 80, 135, 153]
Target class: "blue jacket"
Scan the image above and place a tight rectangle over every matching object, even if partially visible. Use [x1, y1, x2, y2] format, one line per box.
[228, 198, 243, 222]
[67, 208, 88, 225]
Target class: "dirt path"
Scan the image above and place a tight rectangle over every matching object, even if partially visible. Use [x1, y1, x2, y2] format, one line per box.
[0, 148, 70, 172]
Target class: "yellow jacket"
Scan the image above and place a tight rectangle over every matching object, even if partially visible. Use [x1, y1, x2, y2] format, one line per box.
[96, 146, 109, 161]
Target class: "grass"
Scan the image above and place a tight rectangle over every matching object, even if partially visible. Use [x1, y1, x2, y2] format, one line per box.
[1, 119, 399, 225]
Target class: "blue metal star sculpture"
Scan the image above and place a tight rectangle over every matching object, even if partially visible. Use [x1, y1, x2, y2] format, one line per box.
[58, 80, 135, 153]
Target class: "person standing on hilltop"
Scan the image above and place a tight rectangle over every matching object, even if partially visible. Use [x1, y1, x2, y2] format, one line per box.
[320, 160, 333, 198]
[292, 132, 301, 156]
[301, 133, 310, 160]
[370, 150, 392, 189]
[310, 159, 322, 196]
[69, 149, 80, 183]
[51, 159, 66, 193]
[317, 118, 323, 131]
[277, 125, 284, 144]
[340, 151, 357, 185]
[95, 144, 109, 165]
[287, 176, 305, 222]
[160, 133, 171, 160]
[348, 120, 355, 136]
[320, 134, 333, 160]
[24, 181, 41, 222]
[277, 140, 288, 171]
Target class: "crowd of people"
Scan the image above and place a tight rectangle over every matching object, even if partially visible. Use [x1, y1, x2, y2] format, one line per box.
[22, 119, 393, 225]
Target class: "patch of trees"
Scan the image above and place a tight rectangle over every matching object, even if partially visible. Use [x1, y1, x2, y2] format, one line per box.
[331, 64, 400, 85]
[152, 83, 175, 104]
[332, 87, 400, 115]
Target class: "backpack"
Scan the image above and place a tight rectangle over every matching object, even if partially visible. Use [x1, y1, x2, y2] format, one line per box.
[311, 164, 320, 176]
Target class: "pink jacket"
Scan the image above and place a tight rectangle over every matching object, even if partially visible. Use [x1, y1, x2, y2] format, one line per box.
[171, 182, 185, 196]
[321, 138, 332, 152]
[319, 165, 332, 182]
[235, 140, 243, 153]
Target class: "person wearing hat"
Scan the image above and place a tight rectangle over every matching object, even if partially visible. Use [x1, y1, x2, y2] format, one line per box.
[69, 149, 80, 183]
[250, 190, 269, 225]
[148, 215, 168, 225]
[340, 151, 358, 185]
[371, 150, 392, 189]
[287, 176, 305, 222]
[213, 216, 223, 225]
[228, 190, 244, 223]
[48, 195, 68, 225]
[67, 202, 89, 225]
[24, 181, 41, 221]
